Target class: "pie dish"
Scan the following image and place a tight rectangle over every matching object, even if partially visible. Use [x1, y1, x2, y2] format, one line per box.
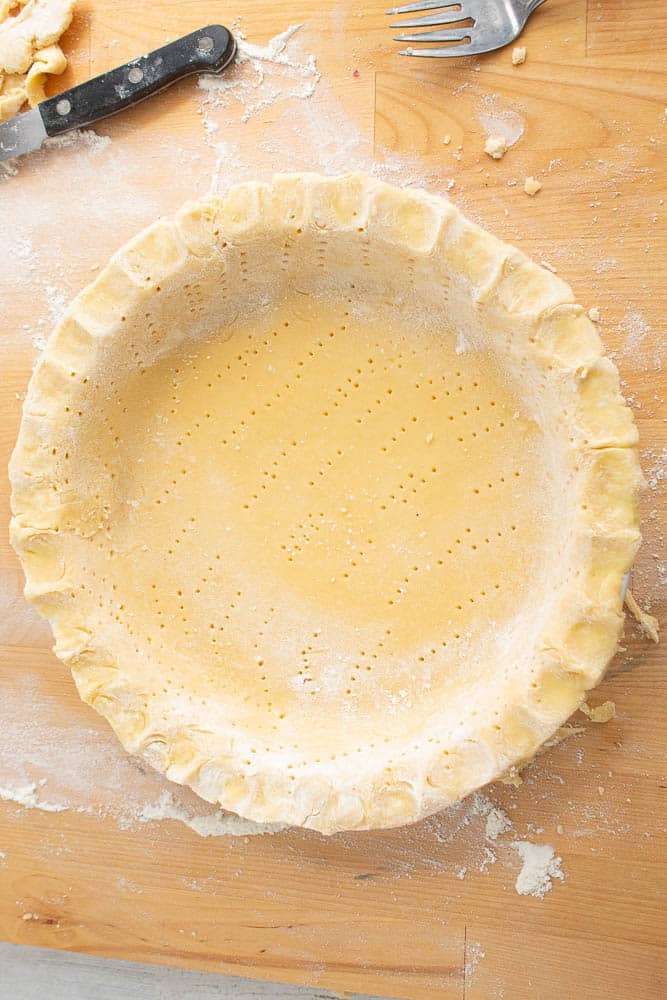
[9, 173, 642, 834]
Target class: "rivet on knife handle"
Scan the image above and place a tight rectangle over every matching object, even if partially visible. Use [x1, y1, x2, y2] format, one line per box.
[39, 24, 236, 137]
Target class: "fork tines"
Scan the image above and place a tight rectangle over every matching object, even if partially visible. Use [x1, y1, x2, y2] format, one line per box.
[386, 1, 473, 56]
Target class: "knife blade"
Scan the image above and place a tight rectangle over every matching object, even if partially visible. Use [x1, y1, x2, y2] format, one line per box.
[0, 108, 48, 161]
[0, 23, 236, 163]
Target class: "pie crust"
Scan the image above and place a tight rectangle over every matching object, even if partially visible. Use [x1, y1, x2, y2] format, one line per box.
[9, 173, 642, 834]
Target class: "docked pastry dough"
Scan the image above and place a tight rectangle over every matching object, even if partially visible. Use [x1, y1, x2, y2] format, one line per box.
[9, 173, 642, 834]
[0, 0, 74, 121]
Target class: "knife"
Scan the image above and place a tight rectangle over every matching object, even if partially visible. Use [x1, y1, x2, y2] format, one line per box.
[0, 24, 236, 162]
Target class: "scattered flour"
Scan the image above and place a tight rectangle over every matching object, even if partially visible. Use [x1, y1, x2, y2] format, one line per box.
[479, 846, 497, 873]
[464, 940, 486, 981]
[199, 24, 320, 123]
[592, 257, 618, 274]
[45, 284, 67, 325]
[44, 129, 112, 154]
[207, 138, 238, 196]
[645, 448, 667, 491]
[485, 805, 512, 841]
[621, 309, 652, 353]
[478, 95, 525, 149]
[513, 842, 565, 897]
[0, 780, 68, 813]
[130, 790, 287, 837]
[0, 674, 284, 838]
[619, 309, 663, 372]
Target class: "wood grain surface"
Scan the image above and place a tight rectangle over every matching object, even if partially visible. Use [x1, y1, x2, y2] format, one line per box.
[1, 1, 665, 998]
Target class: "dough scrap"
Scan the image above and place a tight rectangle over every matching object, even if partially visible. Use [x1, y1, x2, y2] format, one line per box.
[580, 700, 615, 723]
[0, 0, 74, 121]
[484, 135, 508, 160]
[524, 175, 542, 196]
[542, 724, 586, 746]
[512, 46, 526, 65]
[9, 173, 641, 834]
[625, 589, 660, 643]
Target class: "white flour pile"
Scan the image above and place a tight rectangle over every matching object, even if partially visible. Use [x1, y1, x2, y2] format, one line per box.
[513, 842, 565, 897]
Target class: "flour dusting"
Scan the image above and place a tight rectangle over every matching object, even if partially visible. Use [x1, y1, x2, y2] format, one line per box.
[513, 841, 565, 897]
[130, 790, 287, 837]
[485, 805, 512, 841]
[199, 24, 320, 123]
[0, 780, 68, 813]
[0, 674, 285, 838]
[478, 95, 525, 148]
[621, 309, 652, 353]
[645, 448, 667, 491]
[44, 128, 112, 154]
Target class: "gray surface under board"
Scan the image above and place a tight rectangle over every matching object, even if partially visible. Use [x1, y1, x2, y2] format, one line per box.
[0, 942, 386, 1000]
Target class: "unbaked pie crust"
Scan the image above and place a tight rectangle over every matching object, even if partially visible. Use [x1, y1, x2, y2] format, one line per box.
[10, 173, 642, 834]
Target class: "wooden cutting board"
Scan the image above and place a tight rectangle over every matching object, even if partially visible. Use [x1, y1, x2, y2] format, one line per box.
[1, 2, 665, 998]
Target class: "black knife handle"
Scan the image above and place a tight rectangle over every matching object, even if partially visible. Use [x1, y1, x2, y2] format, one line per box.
[39, 24, 236, 136]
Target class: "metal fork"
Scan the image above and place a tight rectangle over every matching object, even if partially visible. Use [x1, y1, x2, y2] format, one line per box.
[386, 0, 547, 58]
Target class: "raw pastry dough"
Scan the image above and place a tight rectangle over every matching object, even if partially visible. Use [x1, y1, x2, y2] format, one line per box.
[0, 0, 74, 121]
[625, 589, 659, 643]
[484, 136, 507, 160]
[10, 173, 642, 834]
[580, 700, 615, 723]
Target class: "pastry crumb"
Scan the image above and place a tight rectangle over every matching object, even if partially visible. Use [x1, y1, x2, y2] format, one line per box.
[625, 589, 660, 642]
[499, 765, 523, 786]
[512, 46, 526, 65]
[484, 135, 508, 160]
[588, 306, 601, 322]
[580, 700, 616, 724]
[443, 134, 452, 145]
[524, 176, 542, 196]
